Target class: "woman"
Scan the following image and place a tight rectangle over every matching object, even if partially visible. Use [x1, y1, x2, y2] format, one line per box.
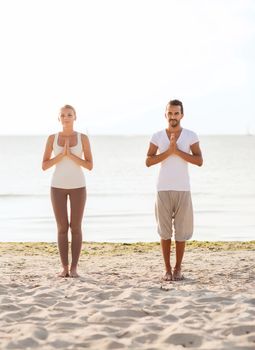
[42, 105, 93, 277]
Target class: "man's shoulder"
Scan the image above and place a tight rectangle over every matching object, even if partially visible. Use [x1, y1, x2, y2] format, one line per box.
[150, 129, 165, 146]
[182, 128, 199, 143]
[151, 129, 165, 138]
[182, 128, 198, 137]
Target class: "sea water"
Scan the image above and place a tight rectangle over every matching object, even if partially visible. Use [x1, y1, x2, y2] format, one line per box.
[0, 135, 254, 242]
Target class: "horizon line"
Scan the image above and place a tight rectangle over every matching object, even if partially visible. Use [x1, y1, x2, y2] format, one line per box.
[0, 132, 254, 137]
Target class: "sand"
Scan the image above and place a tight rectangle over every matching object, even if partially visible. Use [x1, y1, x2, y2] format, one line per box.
[0, 242, 255, 350]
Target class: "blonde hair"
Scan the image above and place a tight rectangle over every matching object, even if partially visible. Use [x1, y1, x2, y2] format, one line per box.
[60, 104, 77, 118]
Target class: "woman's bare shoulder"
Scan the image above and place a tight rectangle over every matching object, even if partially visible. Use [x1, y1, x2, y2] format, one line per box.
[80, 133, 90, 141]
[46, 134, 56, 145]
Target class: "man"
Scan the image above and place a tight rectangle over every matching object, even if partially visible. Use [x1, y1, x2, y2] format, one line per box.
[146, 99, 203, 281]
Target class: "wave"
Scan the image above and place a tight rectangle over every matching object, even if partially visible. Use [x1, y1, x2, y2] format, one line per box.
[1, 192, 255, 199]
[2, 212, 153, 221]
[0, 192, 155, 198]
[0, 194, 48, 198]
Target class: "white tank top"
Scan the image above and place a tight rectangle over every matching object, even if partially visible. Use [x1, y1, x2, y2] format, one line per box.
[51, 133, 86, 189]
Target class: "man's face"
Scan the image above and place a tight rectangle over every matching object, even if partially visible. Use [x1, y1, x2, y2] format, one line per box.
[165, 105, 183, 128]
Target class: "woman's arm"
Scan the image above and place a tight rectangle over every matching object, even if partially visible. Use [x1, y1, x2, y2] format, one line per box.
[42, 135, 65, 171]
[67, 134, 93, 170]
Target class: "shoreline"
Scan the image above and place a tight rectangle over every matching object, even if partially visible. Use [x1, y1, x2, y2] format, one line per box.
[1, 240, 255, 256]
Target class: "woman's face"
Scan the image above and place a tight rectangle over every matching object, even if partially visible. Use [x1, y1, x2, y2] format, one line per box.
[59, 107, 76, 126]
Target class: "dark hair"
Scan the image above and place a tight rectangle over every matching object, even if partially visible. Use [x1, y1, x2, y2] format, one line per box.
[166, 99, 184, 114]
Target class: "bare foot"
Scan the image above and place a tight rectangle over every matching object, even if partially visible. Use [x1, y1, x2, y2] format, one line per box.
[173, 268, 184, 281]
[162, 270, 172, 281]
[57, 268, 69, 278]
[70, 269, 80, 278]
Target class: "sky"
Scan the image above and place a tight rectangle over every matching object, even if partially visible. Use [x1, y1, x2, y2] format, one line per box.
[0, 0, 254, 135]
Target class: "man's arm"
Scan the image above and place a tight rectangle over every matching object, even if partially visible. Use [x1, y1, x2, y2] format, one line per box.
[146, 141, 174, 167]
[175, 142, 203, 166]
[146, 134, 203, 167]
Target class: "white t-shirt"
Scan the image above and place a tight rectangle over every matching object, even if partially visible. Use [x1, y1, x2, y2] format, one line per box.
[150, 128, 199, 191]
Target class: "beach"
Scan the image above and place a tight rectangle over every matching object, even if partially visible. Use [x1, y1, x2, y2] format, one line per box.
[1, 241, 255, 349]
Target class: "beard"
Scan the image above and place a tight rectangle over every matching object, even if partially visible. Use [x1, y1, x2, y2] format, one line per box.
[169, 119, 179, 128]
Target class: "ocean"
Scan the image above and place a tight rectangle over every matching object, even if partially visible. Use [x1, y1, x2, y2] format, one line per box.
[0, 135, 254, 242]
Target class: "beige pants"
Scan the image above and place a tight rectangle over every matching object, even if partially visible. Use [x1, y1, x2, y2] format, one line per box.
[155, 191, 193, 241]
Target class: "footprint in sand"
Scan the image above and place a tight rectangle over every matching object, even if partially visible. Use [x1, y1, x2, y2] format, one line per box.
[196, 296, 233, 304]
[134, 333, 158, 344]
[7, 337, 39, 349]
[165, 333, 203, 348]
[95, 290, 123, 300]
[3, 310, 27, 321]
[232, 325, 255, 336]
[1, 304, 21, 312]
[48, 340, 73, 348]
[103, 340, 126, 349]
[247, 334, 255, 343]
[33, 327, 48, 340]
[103, 308, 148, 318]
